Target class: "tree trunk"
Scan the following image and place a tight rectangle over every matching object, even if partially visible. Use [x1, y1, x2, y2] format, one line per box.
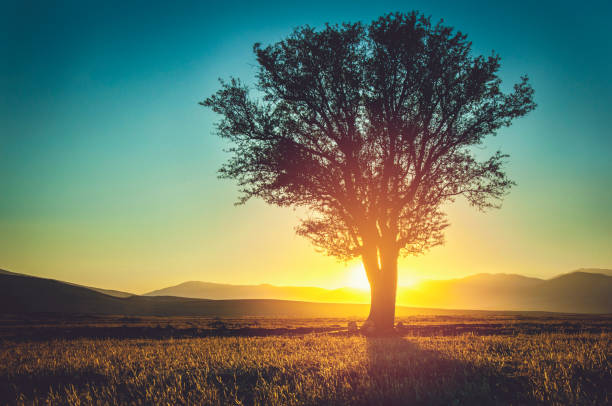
[364, 247, 398, 333]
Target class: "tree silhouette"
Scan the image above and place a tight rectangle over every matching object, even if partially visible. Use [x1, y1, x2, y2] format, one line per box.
[201, 12, 535, 332]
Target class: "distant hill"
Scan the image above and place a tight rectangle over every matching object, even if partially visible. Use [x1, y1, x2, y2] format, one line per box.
[147, 270, 612, 314]
[2, 268, 611, 315]
[571, 268, 612, 277]
[0, 273, 475, 317]
[65, 282, 134, 298]
[146, 281, 370, 303]
[0, 269, 134, 298]
[398, 271, 612, 313]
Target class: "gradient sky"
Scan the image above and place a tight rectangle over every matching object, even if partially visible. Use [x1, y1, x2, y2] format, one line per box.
[1, 0, 611, 294]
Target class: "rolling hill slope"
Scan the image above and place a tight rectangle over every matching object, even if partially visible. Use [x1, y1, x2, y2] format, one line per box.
[0, 269, 134, 298]
[147, 270, 612, 313]
[397, 271, 612, 313]
[0, 273, 465, 317]
[2, 268, 611, 315]
[146, 281, 370, 303]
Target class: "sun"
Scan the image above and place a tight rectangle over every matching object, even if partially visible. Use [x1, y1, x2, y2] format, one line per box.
[345, 263, 421, 290]
[346, 264, 371, 290]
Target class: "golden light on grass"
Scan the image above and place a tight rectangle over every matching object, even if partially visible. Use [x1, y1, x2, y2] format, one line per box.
[2, 329, 609, 404]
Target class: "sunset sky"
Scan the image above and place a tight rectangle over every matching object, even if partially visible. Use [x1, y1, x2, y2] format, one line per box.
[1, 0, 610, 294]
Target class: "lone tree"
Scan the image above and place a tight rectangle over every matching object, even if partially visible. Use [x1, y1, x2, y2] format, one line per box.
[202, 12, 535, 332]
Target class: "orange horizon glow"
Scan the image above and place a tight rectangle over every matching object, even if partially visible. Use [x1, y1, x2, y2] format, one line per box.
[345, 263, 421, 291]
[1, 0, 611, 306]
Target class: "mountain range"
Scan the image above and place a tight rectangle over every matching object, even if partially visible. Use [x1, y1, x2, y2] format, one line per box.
[145, 268, 612, 313]
[145, 282, 369, 303]
[1, 268, 611, 315]
[397, 270, 612, 313]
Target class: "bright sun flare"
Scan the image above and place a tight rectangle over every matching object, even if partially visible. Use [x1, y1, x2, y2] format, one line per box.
[346, 264, 420, 290]
[346, 264, 370, 290]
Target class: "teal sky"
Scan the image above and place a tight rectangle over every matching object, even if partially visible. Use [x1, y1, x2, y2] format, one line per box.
[1, 0, 611, 294]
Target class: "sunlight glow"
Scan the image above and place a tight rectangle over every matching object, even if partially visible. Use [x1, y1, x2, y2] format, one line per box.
[346, 264, 370, 290]
[346, 263, 421, 291]
[399, 271, 420, 288]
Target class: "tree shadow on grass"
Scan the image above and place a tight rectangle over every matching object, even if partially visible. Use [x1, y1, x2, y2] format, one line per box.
[361, 335, 535, 406]
[0, 334, 540, 406]
[0, 368, 109, 405]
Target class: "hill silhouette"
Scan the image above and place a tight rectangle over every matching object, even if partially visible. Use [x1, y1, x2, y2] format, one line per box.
[1, 269, 611, 315]
[145, 281, 369, 303]
[147, 270, 612, 313]
[0, 273, 476, 317]
[571, 268, 612, 277]
[0, 273, 369, 317]
[0, 269, 134, 298]
[398, 271, 612, 313]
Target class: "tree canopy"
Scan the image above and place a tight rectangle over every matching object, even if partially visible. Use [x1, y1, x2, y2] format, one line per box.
[202, 11, 535, 265]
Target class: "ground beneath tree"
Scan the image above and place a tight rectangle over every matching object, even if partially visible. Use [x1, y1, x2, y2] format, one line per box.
[0, 314, 610, 405]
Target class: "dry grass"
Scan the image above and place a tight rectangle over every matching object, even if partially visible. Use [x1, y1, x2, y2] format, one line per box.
[1, 329, 610, 405]
[2, 314, 609, 341]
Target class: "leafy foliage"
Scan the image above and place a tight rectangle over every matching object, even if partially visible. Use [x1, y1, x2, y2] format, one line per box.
[202, 12, 535, 261]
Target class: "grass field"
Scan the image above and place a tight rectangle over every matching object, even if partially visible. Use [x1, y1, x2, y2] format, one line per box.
[1, 315, 610, 405]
